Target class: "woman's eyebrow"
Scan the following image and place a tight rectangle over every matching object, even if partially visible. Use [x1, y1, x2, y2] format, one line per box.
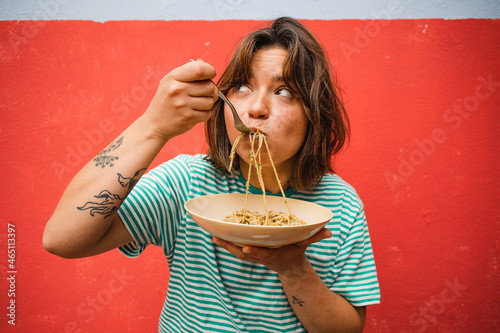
[272, 75, 284, 82]
[249, 75, 283, 82]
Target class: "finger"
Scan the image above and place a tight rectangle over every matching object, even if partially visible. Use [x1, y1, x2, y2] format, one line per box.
[186, 96, 217, 111]
[320, 227, 333, 239]
[185, 109, 212, 125]
[297, 227, 332, 247]
[241, 245, 272, 259]
[187, 80, 219, 103]
[172, 60, 217, 83]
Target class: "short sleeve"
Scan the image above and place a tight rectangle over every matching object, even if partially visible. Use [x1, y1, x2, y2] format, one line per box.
[117, 156, 193, 259]
[330, 201, 380, 306]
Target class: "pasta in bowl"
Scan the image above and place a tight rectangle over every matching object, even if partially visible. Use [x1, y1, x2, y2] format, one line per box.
[185, 193, 333, 247]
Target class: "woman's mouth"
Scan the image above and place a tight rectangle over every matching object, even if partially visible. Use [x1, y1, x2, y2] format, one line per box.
[244, 127, 266, 141]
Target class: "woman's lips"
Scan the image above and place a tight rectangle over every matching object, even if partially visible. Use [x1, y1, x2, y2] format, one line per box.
[244, 127, 266, 141]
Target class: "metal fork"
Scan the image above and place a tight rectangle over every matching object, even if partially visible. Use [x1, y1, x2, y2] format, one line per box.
[190, 59, 252, 133]
[214, 86, 253, 133]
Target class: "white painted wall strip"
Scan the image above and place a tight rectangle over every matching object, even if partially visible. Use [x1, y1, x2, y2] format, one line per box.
[1, 0, 499, 21]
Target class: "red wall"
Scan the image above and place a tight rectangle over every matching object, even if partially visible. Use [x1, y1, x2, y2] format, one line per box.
[1, 19, 499, 332]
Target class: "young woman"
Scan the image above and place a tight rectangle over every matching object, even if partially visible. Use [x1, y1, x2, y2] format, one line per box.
[44, 17, 380, 332]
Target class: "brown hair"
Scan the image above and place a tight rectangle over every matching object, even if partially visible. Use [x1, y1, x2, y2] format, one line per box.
[205, 17, 350, 191]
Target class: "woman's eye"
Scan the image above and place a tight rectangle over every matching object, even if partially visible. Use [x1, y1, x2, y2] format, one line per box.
[277, 88, 293, 98]
[236, 84, 251, 92]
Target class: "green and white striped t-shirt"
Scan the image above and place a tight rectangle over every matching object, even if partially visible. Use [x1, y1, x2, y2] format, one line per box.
[118, 154, 380, 332]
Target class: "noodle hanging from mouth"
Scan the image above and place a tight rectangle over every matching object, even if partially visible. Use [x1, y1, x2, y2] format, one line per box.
[225, 130, 306, 226]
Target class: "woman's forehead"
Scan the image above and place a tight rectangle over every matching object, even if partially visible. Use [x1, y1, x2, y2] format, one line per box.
[246, 47, 288, 81]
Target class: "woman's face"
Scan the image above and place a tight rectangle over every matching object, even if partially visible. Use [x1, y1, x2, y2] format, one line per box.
[224, 46, 309, 181]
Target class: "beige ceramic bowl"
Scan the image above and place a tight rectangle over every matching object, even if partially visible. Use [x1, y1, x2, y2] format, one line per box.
[185, 193, 333, 247]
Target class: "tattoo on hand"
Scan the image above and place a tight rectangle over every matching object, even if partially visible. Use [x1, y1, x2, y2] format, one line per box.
[292, 296, 305, 307]
[93, 137, 123, 168]
[77, 168, 146, 218]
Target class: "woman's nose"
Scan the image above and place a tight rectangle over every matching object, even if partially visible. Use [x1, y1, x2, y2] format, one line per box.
[246, 92, 270, 119]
